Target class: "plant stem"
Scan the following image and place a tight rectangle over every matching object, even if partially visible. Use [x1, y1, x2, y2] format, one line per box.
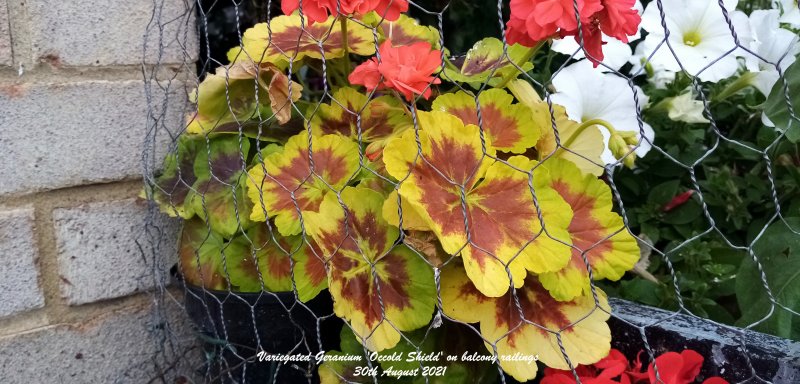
[714, 72, 757, 102]
[495, 41, 545, 88]
[340, 17, 351, 77]
[562, 118, 618, 149]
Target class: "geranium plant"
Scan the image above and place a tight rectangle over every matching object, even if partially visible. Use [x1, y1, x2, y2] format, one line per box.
[144, 0, 666, 382]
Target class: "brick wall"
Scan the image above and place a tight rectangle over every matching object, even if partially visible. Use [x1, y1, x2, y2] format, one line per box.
[0, 1, 199, 382]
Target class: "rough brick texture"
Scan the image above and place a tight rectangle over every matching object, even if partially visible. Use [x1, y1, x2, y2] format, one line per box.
[0, 80, 186, 197]
[0, 207, 45, 318]
[0, 1, 11, 66]
[0, 300, 198, 384]
[26, 0, 197, 66]
[54, 199, 180, 305]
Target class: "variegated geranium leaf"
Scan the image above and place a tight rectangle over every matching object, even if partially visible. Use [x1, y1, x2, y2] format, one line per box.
[187, 62, 303, 135]
[309, 87, 412, 145]
[246, 132, 361, 236]
[186, 136, 253, 238]
[383, 111, 573, 297]
[149, 134, 202, 219]
[238, 15, 376, 65]
[440, 265, 612, 382]
[226, 225, 328, 300]
[538, 158, 640, 301]
[432, 89, 540, 154]
[363, 13, 441, 48]
[178, 218, 228, 290]
[305, 187, 436, 352]
[442, 38, 533, 89]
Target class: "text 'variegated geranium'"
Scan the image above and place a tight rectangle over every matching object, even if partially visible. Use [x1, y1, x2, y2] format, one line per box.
[383, 111, 574, 297]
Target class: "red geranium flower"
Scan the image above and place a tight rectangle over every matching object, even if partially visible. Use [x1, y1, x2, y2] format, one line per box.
[647, 350, 703, 384]
[542, 349, 634, 384]
[640, 350, 728, 384]
[598, 0, 641, 42]
[281, 0, 330, 24]
[507, 0, 602, 42]
[541, 349, 730, 384]
[348, 39, 442, 100]
[505, 0, 641, 67]
[560, 15, 605, 65]
[281, 0, 408, 24]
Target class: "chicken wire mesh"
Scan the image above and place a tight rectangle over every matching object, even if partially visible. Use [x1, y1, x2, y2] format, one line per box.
[140, 0, 800, 383]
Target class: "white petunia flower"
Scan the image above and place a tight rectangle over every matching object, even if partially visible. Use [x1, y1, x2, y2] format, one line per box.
[743, 10, 800, 97]
[550, 60, 654, 164]
[552, 32, 638, 71]
[630, 44, 677, 89]
[666, 89, 709, 124]
[773, 0, 800, 27]
[637, 0, 752, 83]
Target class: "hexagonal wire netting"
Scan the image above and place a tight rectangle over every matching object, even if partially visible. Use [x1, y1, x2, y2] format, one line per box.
[141, 0, 800, 383]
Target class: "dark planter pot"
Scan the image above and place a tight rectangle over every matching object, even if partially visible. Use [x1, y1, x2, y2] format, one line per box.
[184, 283, 343, 384]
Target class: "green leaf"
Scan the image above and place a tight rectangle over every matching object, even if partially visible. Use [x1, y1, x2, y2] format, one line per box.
[220, 236, 258, 291]
[736, 218, 800, 338]
[187, 136, 253, 237]
[620, 279, 662, 307]
[647, 180, 681, 206]
[187, 178, 253, 239]
[442, 38, 534, 89]
[193, 136, 250, 182]
[702, 263, 736, 276]
[178, 218, 228, 290]
[150, 135, 203, 219]
[662, 200, 703, 225]
[701, 300, 736, 325]
[339, 326, 367, 356]
[224, 226, 328, 298]
[764, 56, 800, 142]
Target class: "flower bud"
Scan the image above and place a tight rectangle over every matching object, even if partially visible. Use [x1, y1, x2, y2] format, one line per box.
[608, 133, 629, 160]
[623, 151, 637, 169]
[617, 130, 639, 146]
[666, 91, 709, 124]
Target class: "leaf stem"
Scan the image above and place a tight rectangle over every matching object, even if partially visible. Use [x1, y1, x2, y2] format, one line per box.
[495, 41, 545, 88]
[562, 118, 618, 149]
[714, 72, 757, 102]
[340, 17, 351, 77]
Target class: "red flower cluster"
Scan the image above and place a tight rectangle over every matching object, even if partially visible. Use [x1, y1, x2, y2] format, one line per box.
[348, 40, 442, 101]
[542, 349, 729, 384]
[281, 0, 408, 24]
[506, 0, 640, 67]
